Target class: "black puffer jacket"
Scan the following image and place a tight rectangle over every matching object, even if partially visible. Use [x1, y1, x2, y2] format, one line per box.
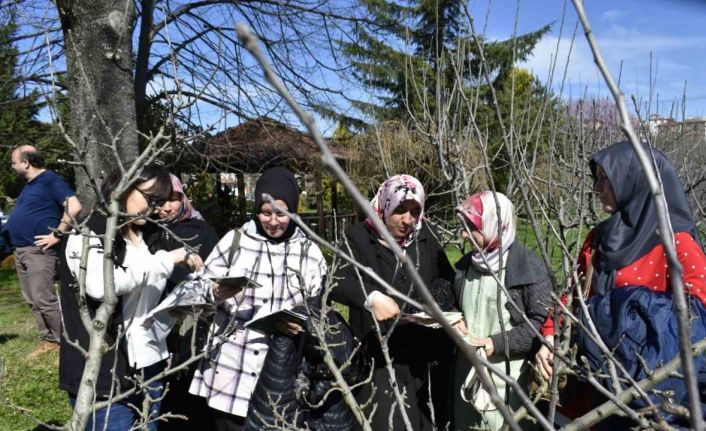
[244, 299, 362, 431]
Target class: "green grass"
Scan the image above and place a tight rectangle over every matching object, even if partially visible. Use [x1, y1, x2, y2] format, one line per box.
[0, 269, 71, 430]
[445, 220, 581, 273]
[445, 245, 464, 266]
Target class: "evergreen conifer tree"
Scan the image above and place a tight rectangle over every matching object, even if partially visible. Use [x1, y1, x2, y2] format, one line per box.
[341, 0, 550, 124]
[0, 9, 72, 207]
[0, 10, 41, 204]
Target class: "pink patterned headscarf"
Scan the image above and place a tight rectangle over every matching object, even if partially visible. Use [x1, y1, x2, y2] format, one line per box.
[456, 191, 516, 273]
[366, 174, 425, 248]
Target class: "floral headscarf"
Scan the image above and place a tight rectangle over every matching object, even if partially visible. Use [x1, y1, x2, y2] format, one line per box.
[366, 174, 425, 248]
[456, 191, 516, 274]
[169, 174, 203, 223]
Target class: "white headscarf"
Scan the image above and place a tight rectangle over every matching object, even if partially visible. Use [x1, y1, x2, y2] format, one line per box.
[456, 191, 516, 274]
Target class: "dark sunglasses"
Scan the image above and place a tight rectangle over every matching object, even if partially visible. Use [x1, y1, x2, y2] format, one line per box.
[135, 188, 167, 208]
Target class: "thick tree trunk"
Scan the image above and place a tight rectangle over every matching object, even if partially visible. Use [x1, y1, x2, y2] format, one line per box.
[134, 0, 155, 128]
[57, 0, 139, 210]
[54, 2, 139, 429]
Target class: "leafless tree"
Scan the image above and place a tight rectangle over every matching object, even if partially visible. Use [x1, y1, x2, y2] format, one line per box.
[4, 0, 706, 429]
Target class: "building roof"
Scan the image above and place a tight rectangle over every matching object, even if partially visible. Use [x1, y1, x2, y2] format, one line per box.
[198, 117, 351, 172]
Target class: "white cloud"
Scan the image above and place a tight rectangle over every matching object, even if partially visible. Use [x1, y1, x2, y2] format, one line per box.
[518, 24, 706, 114]
[520, 34, 602, 91]
[598, 27, 706, 59]
[600, 9, 625, 22]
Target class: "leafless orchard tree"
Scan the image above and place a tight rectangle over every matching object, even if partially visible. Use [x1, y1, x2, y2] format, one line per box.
[6, 0, 369, 208]
[235, 0, 706, 429]
[3, 0, 706, 429]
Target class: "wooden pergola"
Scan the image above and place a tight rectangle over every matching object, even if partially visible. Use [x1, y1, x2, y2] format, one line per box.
[200, 117, 354, 236]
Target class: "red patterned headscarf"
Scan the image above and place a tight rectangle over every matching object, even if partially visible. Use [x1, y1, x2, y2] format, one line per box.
[456, 191, 516, 273]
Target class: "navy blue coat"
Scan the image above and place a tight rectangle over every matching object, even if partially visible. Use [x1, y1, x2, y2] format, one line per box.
[579, 286, 706, 427]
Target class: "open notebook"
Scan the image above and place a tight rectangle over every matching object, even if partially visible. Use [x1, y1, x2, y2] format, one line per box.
[244, 307, 308, 335]
[401, 311, 463, 328]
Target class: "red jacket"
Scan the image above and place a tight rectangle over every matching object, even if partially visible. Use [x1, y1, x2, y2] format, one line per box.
[541, 230, 706, 337]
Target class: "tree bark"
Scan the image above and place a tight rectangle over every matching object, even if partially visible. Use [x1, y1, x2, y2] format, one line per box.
[56, 0, 139, 210]
[237, 172, 246, 226]
[134, 0, 154, 128]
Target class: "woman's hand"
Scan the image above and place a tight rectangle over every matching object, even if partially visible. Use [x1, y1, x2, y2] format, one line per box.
[184, 253, 204, 272]
[468, 337, 495, 357]
[170, 247, 204, 272]
[211, 282, 241, 301]
[535, 335, 554, 380]
[454, 318, 468, 336]
[275, 319, 304, 336]
[370, 293, 400, 321]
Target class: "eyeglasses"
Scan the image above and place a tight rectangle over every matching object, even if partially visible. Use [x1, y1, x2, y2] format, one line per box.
[135, 188, 167, 208]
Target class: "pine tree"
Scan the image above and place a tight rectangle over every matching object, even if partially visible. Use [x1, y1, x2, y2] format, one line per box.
[341, 0, 551, 124]
[0, 10, 73, 208]
[0, 10, 41, 205]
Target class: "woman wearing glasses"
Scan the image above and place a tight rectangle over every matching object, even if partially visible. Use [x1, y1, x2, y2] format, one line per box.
[59, 164, 204, 430]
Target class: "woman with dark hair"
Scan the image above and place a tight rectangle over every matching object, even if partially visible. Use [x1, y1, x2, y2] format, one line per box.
[330, 174, 455, 431]
[536, 142, 706, 427]
[188, 167, 327, 431]
[59, 164, 204, 431]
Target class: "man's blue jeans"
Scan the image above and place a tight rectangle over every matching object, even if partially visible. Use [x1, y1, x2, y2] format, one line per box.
[69, 361, 165, 430]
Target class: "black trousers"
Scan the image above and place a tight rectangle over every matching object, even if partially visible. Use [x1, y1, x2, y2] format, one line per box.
[211, 409, 245, 431]
[355, 325, 454, 431]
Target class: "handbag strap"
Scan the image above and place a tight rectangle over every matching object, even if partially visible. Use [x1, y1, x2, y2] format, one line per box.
[225, 229, 242, 276]
[581, 249, 595, 299]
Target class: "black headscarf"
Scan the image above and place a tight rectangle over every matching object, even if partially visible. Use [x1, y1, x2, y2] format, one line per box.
[254, 167, 300, 243]
[590, 141, 699, 295]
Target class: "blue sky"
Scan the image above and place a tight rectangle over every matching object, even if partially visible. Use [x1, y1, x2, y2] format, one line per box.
[470, 0, 706, 119]
[30, 0, 706, 130]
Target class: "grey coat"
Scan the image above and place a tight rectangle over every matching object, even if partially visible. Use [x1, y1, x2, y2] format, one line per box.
[453, 242, 552, 358]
